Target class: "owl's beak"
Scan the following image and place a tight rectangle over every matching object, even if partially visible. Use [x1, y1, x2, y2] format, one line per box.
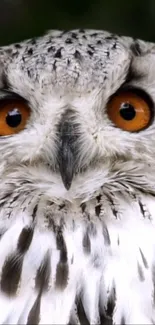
[58, 118, 77, 190]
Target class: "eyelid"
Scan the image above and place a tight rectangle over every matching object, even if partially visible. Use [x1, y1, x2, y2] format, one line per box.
[0, 90, 27, 102]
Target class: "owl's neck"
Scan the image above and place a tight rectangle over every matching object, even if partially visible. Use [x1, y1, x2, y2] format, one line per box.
[0, 163, 154, 234]
[1, 160, 155, 202]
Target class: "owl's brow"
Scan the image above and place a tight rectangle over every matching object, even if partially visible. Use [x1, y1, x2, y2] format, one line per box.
[125, 64, 144, 84]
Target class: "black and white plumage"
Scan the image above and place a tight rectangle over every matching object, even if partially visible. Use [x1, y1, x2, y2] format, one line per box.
[0, 29, 154, 324]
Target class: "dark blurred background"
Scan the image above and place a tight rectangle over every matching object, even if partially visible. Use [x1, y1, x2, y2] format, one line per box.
[0, 0, 155, 45]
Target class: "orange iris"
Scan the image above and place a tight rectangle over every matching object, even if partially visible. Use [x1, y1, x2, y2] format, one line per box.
[0, 100, 30, 136]
[107, 90, 152, 132]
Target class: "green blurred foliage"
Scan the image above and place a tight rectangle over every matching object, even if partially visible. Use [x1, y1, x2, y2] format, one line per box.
[0, 0, 155, 45]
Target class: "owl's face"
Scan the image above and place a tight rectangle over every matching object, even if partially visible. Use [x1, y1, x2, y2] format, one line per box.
[0, 30, 155, 198]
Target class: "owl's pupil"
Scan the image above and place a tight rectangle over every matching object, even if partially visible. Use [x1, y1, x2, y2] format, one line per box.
[119, 102, 136, 120]
[6, 108, 22, 128]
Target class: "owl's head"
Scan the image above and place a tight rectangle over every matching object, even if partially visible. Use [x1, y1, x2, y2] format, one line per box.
[0, 30, 155, 199]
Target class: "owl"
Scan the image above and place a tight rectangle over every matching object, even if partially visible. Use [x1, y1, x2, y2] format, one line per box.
[0, 28, 154, 324]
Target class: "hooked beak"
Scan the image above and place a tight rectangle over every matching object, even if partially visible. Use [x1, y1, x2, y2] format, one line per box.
[58, 117, 77, 190]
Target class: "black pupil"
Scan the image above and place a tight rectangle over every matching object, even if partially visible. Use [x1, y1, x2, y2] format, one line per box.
[6, 108, 22, 128]
[119, 102, 136, 120]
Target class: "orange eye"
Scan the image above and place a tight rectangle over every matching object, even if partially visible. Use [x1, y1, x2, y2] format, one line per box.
[107, 90, 153, 132]
[0, 100, 30, 136]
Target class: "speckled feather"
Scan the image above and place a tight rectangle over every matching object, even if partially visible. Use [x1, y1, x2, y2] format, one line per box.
[0, 29, 154, 324]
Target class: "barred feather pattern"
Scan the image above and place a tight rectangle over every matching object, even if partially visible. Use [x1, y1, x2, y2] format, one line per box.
[0, 175, 155, 324]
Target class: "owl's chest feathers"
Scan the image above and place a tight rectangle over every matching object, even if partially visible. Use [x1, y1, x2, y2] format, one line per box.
[2, 185, 155, 273]
[0, 184, 154, 324]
